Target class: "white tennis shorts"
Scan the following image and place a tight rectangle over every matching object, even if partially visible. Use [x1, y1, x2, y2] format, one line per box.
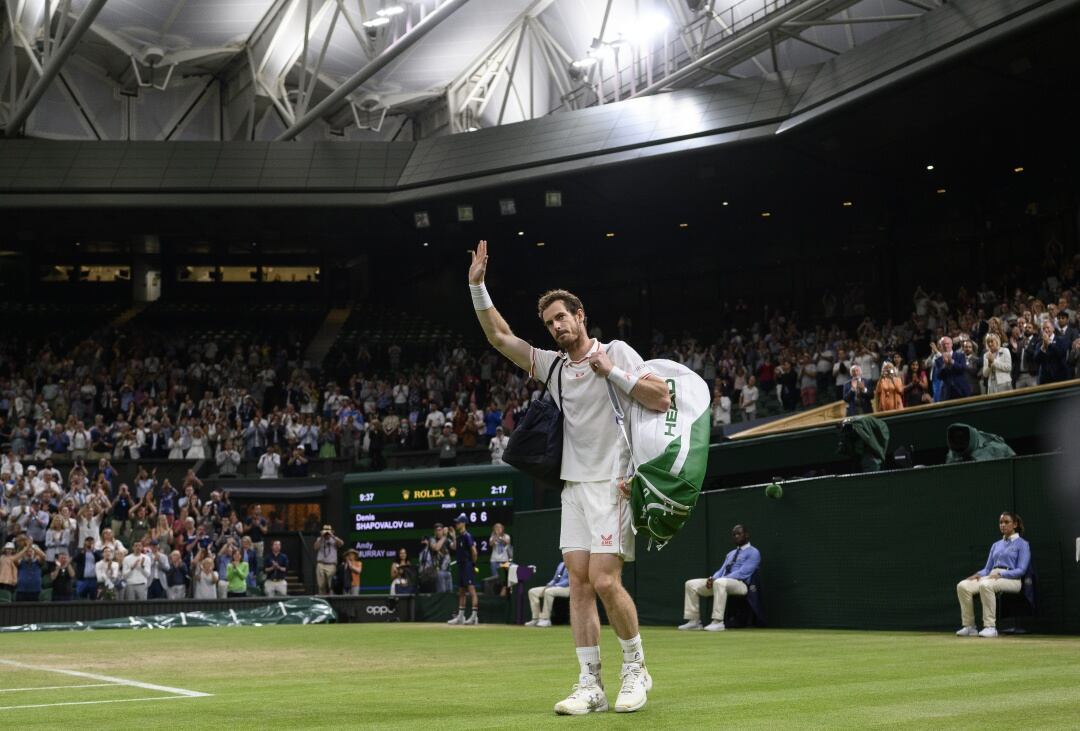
[559, 479, 635, 562]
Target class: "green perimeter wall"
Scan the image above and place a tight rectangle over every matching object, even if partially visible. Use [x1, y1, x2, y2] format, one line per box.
[514, 455, 1080, 633]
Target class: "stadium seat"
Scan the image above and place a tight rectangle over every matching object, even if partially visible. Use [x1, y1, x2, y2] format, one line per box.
[999, 566, 1038, 634]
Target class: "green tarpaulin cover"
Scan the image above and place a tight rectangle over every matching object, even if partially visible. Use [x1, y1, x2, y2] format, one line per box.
[0, 597, 336, 633]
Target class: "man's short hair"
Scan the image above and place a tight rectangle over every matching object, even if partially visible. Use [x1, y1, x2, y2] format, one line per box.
[537, 289, 584, 321]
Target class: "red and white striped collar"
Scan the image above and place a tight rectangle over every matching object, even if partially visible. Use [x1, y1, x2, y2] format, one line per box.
[566, 339, 600, 365]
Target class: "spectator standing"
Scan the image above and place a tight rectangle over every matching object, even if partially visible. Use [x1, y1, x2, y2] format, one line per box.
[72, 537, 100, 599]
[50, 553, 76, 601]
[95, 546, 121, 599]
[146, 540, 170, 599]
[343, 548, 363, 595]
[258, 446, 282, 479]
[1012, 321, 1039, 388]
[165, 550, 189, 599]
[314, 525, 343, 594]
[264, 540, 289, 597]
[192, 554, 218, 599]
[0, 541, 19, 594]
[904, 361, 931, 407]
[225, 547, 249, 598]
[1033, 320, 1070, 384]
[874, 363, 905, 413]
[843, 365, 872, 416]
[13, 538, 45, 601]
[489, 522, 512, 593]
[436, 424, 458, 467]
[981, 334, 1013, 395]
[121, 540, 151, 601]
[390, 547, 414, 595]
[431, 523, 455, 593]
[216, 439, 241, 477]
[739, 377, 759, 421]
[929, 337, 971, 402]
[246, 506, 268, 565]
[489, 426, 509, 465]
[961, 339, 982, 395]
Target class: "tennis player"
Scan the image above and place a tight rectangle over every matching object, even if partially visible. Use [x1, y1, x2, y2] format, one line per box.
[468, 239, 670, 714]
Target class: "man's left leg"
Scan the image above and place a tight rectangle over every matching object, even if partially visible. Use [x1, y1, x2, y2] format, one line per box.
[465, 584, 480, 624]
[589, 554, 651, 713]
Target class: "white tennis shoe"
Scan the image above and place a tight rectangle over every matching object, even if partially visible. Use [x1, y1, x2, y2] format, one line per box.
[524, 619, 539, 627]
[614, 663, 652, 713]
[536, 619, 552, 627]
[554, 675, 607, 715]
[677, 619, 703, 630]
[447, 613, 464, 625]
[955, 626, 978, 637]
[703, 621, 726, 632]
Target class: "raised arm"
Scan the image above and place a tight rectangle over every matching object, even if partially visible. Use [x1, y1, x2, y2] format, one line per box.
[469, 240, 533, 372]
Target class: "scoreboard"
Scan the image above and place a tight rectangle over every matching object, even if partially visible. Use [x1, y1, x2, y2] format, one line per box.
[346, 474, 515, 593]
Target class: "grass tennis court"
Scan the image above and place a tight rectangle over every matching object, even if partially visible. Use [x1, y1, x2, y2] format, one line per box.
[1, 624, 1078, 729]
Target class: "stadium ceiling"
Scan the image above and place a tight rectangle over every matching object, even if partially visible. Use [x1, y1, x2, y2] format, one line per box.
[0, 0, 934, 142]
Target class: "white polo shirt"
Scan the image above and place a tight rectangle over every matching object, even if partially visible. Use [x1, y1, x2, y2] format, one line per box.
[530, 339, 652, 483]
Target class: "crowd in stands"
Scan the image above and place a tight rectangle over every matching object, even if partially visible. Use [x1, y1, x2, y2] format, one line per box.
[0, 249, 1077, 601]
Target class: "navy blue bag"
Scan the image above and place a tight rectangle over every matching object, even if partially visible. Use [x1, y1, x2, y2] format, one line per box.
[503, 356, 564, 487]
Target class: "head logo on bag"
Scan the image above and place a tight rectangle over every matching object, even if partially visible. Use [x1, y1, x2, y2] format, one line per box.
[608, 358, 710, 551]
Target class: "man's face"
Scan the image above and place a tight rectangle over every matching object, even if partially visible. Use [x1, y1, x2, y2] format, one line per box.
[731, 525, 748, 546]
[541, 301, 584, 348]
[272, 541, 281, 553]
[1042, 322, 1054, 339]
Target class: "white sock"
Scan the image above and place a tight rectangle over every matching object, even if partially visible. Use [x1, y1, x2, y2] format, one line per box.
[619, 634, 644, 665]
[576, 646, 601, 679]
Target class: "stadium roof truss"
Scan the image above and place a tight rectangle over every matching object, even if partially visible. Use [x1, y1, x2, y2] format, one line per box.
[0, 0, 936, 142]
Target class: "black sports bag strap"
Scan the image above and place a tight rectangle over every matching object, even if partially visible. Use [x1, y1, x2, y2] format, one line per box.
[542, 355, 565, 411]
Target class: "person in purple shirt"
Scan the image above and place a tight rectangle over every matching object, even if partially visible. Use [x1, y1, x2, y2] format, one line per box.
[678, 524, 761, 632]
[446, 513, 479, 626]
[956, 511, 1031, 638]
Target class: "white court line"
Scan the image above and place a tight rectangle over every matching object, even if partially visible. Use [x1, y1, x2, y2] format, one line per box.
[0, 659, 212, 699]
[0, 684, 115, 693]
[0, 695, 194, 711]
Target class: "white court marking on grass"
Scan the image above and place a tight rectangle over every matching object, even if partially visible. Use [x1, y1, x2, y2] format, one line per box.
[0, 684, 115, 693]
[0, 658, 212, 710]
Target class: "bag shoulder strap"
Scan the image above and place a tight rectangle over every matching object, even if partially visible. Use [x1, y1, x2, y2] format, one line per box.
[543, 354, 565, 411]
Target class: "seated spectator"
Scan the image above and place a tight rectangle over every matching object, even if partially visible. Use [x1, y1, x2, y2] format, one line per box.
[264, 540, 290, 597]
[50, 553, 76, 601]
[678, 524, 761, 632]
[525, 559, 570, 627]
[981, 334, 1013, 395]
[956, 512, 1030, 639]
[874, 362, 905, 412]
[1033, 320, 1070, 384]
[842, 365, 872, 416]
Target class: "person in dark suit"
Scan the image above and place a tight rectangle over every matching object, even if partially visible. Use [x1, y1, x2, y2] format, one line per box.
[1033, 320, 1070, 384]
[842, 365, 873, 416]
[145, 422, 169, 459]
[930, 336, 971, 402]
[1056, 310, 1078, 349]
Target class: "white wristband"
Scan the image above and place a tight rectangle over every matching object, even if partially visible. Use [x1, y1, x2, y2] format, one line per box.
[470, 283, 493, 310]
[607, 366, 636, 395]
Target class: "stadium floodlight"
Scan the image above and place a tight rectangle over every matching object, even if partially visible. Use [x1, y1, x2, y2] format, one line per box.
[363, 16, 391, 28]
[376, 4, 406, 17]
[414, 211, 430, 229]
[545, 190, 562, 208]
[625, 13, 670, 46]
[571, 57, 598, 69]
[499, 198, 517, 216]
[457, 205, 474, 222]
